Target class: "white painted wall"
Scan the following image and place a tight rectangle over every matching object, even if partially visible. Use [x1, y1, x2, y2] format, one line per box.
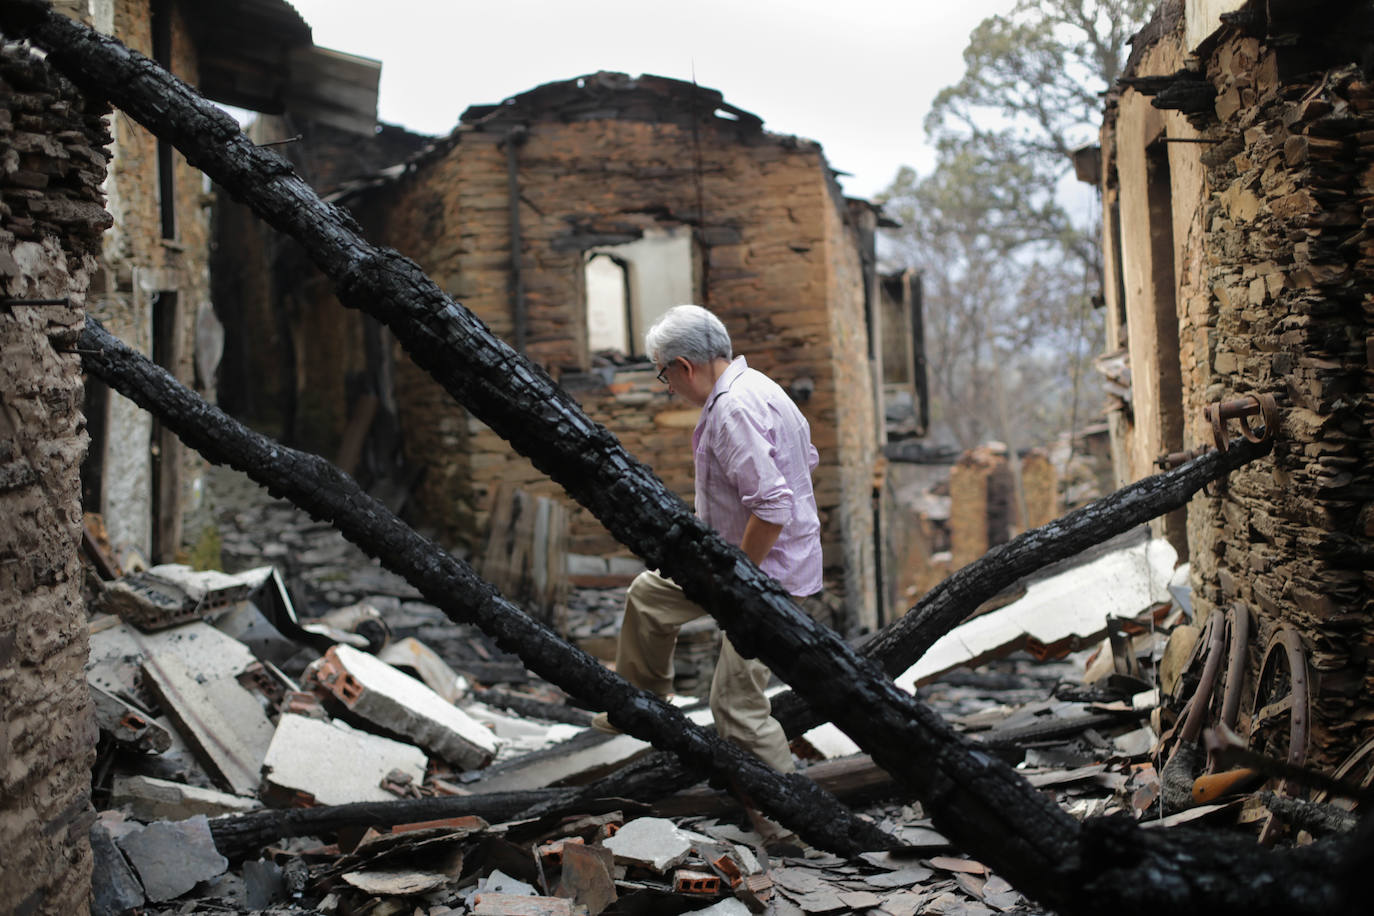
[1186, 0, 1248, 53]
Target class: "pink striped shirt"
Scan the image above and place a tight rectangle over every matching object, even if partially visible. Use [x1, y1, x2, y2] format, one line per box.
[692, 357, 822, 596]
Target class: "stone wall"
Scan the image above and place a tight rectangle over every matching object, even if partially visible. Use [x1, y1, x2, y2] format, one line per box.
[1103, 1, 1374, 771]
[0, 38, 110, 916]
[86, 0, 213, 566]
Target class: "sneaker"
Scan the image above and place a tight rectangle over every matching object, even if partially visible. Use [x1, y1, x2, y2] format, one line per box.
[590, 712, 620, 735]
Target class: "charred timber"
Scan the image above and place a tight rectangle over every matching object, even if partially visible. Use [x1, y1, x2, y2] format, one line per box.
[209, 789, 576, 862]
[76, 319, 896, 858]
[3, 4, 1360, 909]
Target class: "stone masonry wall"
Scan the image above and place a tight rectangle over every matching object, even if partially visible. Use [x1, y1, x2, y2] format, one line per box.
[0, 39, 110, 915]
[89, 0, 212, 565]
[368, 108, 878, 628]
[1105, 8, 1374, 773]
[1185, 35, 1374, 772]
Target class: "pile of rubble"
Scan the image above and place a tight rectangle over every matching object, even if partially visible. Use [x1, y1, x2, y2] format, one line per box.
[83, 468, 1334, 915]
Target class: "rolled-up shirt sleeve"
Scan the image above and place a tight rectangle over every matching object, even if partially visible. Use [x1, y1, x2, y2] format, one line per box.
[716, 405, 795, 526]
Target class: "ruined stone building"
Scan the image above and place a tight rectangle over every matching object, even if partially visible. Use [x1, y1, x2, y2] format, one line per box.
[1, 1, 377, 908]
[1095, 0, 1374, 773]
[218, 72, 914, 635]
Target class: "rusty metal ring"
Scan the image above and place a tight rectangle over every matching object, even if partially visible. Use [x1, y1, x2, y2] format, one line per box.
[1207, 403, 1229, 452]
[1219, 603, 1251, 732]
[1236, 393, 1279, 443]
[1175, 609, 1228, 750]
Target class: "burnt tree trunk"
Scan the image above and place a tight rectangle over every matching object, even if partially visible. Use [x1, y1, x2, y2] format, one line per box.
[77, 319, 896, 858]
[3, 4, 1364, 910]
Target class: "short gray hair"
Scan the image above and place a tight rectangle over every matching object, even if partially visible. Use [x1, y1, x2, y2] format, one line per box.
[644, 305, 732, 366]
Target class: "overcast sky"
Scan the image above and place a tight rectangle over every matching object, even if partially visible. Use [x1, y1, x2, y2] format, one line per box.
[286, 0, 1016, 200]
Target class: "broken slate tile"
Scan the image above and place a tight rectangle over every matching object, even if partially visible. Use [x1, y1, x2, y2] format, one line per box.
[783, 886, 849, 913]
[928, 856, 987, 875]
[116, 814, 228, 903]
[603, 816, 693, 873]
[90, 820, 144, 916]
[262, 714, 427, 805]
[473, 893, 573, 916]
[242, 859, 286, 910]
[838, 889, 883, 909]
[766, 898, 806, 916]
[981, 875, 1025, 911]
[955, 871, 987, 898]
[554, 841, 617, 916]
[111, 774, 262, 821]
[865, 865, 935, 888]
[877, 890, 928, 916]
[311, 645, 498, 769]
[771, 866, 825, 895]
[340, 869, 451, 895]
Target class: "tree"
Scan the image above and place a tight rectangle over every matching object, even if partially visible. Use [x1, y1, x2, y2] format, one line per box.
[881, 0, 1154, 449]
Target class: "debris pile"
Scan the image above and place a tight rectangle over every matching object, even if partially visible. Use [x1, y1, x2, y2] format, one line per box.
[79, 460, 1363, 915]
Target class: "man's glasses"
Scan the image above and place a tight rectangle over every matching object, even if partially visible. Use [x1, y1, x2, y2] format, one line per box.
[656, 364, 670, 384]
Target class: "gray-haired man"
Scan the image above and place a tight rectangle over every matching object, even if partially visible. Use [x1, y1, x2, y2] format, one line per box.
[593, 305, 822, 776]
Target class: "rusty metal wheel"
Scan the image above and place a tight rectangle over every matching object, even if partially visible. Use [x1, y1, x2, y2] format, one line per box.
[1313, 735, 1374, 811]
[1247, 626, 1310, 843]
[1160, 609, 1226, 770]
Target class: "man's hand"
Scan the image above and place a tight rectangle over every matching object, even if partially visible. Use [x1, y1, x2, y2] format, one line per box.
[740, 515, 784, 567]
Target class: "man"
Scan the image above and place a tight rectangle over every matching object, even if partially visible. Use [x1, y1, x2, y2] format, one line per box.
[593, 304, 821, 776]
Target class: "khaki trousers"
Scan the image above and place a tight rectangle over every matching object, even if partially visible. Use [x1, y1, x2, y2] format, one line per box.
[615, 569, 795, 773]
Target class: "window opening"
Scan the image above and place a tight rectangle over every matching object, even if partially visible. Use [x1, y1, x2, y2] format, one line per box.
[585, 226, 696, 360]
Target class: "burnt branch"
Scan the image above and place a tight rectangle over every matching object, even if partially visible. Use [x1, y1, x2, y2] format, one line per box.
[1, 2, 1359, 909]
[76, 318, 896, 858]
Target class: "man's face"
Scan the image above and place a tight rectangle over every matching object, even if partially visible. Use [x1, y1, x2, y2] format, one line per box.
[657, 356, 709, 407]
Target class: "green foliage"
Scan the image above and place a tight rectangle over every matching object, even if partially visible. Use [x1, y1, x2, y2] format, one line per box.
[881, 0, 1152, 449]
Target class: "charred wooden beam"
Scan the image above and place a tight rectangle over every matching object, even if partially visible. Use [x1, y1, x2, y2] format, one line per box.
[2, 4, 1361, 909]
[76, 318, 897, 858]
[571, 442, 1275, 805]
[209, 789, 577, 862]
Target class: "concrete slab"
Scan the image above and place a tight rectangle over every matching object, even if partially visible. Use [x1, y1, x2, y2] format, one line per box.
[90, 683, 171, 753]
[693, 899, 751, 916]
[894, 537, 1178, 692]
[261, 714, 427, 806]
[379, 636, 469, 703]
[110, 774, 263, 821]
[603, 816, 693, 873]
[211, 600, 301, 667]
[142, 650, 275, 796]
[116, 814, 228, 903]
[100, 564, 274, 631]
[312, 645, 498, 770]
[471, 696, 710, 793]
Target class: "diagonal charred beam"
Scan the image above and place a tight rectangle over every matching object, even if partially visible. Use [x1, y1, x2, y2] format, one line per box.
[4, 4, 1361, 909]
[76, 318, 897, 857]
[573, 441, 1273, 806]
[767, 438, 1273, 734]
